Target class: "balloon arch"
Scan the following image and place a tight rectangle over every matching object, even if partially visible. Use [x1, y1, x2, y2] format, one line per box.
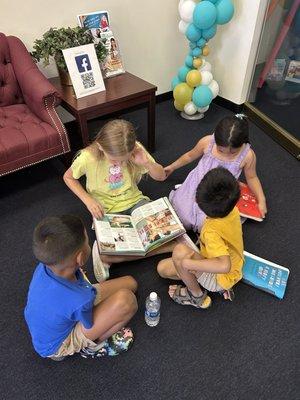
[172, 0, 234, 119]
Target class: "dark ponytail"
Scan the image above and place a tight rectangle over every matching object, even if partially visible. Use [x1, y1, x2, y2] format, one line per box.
[214, 114, 249, 148]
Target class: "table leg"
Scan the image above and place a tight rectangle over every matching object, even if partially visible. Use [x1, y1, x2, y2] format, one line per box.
[147, 93, 156, 152]
[77, 115, 89, 147]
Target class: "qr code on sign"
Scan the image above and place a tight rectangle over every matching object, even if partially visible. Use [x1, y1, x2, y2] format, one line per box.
[81, 72, 96, 89]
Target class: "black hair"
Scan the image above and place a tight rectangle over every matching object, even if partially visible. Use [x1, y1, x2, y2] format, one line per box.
[214, 114, 249, 148]
[33, 215, 86, 266]
[196, 167, 240, 218]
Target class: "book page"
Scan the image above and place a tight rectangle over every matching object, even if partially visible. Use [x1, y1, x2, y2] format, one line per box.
[131, 198, 185, 252]
[94, 215, 144, 253]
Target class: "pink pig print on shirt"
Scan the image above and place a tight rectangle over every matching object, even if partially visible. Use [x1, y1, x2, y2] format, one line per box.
[106, 163, 124, 189]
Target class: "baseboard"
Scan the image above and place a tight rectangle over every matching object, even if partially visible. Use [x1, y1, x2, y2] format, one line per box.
[156, 90, 243, 113]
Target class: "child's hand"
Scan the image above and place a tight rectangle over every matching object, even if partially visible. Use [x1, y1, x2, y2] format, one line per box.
[131, 147, 149, 166]
[258, 200, 267, 218]
[164, 165, 175, 178]
[85, 198, 104, 220]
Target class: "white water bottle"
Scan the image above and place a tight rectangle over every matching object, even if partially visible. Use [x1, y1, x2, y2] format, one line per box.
[145, 292, 161, 327]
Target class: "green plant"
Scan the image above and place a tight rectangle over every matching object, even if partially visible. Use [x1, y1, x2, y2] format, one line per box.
[32, 27, 107, 71]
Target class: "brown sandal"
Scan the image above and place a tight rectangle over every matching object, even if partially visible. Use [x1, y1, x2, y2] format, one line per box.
[170, 285, 212, 309]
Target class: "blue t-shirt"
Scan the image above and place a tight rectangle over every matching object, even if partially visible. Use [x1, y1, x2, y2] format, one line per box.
[24, 263, 96, 357]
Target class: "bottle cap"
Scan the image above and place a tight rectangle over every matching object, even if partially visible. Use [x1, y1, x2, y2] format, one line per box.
[149, 292, 157, 301]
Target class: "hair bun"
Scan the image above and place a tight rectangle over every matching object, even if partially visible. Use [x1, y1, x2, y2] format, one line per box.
[235, 113, 247, 120]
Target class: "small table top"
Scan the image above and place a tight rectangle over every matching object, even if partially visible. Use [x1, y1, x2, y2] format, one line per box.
[49, 72, 157, 114]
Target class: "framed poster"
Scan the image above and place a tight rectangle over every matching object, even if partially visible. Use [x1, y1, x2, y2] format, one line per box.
[62, 44, 106, 99]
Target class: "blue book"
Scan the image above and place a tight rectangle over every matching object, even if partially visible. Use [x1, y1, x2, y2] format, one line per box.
[242, 251, 290, 299]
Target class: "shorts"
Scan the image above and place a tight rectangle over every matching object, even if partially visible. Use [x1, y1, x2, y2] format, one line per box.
[48, 285, 102, 360]
[197, 272, 224, 292]
[119, 198, 151, 215]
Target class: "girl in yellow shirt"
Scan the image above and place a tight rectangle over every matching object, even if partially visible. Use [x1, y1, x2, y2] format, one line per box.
[64, 119, 170, 281]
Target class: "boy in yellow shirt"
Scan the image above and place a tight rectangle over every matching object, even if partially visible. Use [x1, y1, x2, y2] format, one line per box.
[157, 167, 243, 308]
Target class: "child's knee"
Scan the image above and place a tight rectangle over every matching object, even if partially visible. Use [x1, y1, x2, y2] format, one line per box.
[157, 259, 169, 278]
[115, 289, 138, 315]
[123, 275, 138, 292]
[172, 243, 191, 262]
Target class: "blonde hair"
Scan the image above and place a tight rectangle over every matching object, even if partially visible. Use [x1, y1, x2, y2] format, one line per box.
[87, 119, 144, 183]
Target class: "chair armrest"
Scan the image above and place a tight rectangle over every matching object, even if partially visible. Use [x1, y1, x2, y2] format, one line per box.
[7, 35, 61, 117]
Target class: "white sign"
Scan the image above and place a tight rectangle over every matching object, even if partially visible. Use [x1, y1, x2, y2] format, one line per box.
[62, 44, 105, 99]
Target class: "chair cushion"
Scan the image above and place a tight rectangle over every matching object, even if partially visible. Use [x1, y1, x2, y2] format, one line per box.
[0, 34, 23, 106]
[0, 104, 63, 165]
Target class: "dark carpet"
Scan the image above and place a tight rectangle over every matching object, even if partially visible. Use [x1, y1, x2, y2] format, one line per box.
[1, 100, 299, 400]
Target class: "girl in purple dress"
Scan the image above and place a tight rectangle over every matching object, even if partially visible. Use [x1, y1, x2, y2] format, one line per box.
[165, 115, 267, 232]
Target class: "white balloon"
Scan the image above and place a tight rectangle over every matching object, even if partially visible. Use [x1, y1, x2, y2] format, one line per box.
[179, 0, 196, 23]
[200, 61, 212, 72]
[178, 0, 186, 12]
[201, 71, 213, 86]
[208, 80, 219, 99]
[178, 20, 189, 34]
[197, 105, 209, 113]
[184, 101, 198, 115]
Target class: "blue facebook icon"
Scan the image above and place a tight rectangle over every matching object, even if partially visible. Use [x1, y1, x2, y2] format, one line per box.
[75, 54, 92, 73]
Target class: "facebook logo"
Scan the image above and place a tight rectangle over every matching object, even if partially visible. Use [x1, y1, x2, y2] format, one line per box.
[75, 54, 92, 73]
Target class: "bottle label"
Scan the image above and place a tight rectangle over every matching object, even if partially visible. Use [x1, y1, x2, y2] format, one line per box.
[145, 310, 159, 318]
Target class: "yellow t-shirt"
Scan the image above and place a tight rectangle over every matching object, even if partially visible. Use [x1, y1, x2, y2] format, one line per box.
[200, 207, 244, 290]
[71, 143, 155, 213]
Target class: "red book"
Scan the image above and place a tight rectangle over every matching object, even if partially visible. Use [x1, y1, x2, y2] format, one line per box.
[237, 182, 263, 222]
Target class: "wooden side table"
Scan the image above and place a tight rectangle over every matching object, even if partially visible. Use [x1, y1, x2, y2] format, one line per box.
[50, 72, 157, 152]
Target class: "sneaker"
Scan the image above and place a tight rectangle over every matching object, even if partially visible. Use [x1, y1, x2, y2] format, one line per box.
[92, 240, 110, 283]
[80, 327, 134, 359]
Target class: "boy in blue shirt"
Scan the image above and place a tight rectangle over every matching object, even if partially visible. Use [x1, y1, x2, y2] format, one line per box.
[24, 215, 138, 360]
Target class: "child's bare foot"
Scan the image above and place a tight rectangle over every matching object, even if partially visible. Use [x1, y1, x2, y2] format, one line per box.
[168, 285, 211, 309]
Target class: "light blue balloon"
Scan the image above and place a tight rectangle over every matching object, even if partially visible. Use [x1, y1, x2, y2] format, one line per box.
[171, 76, 181, 90]
[185, 55, 194, 68]
[193, 2, 217, 30]
[202, 24, 217, 40]
[189, 49, 194, 56]
[216, 0, 234, 25]
[197, 38, 207, 48]
[189, 41, 197, 49]
[186, 24, 202, 42]
[192, 85, 213, 108]
[178, 65, 191, 82]
[192, 47, 202, 57]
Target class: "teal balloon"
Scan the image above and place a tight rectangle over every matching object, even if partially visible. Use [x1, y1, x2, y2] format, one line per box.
[189, 49, 194, 56]
[193, 2, 217, 30]
[185, 55, 194, 68]
[197, 38, 206, 48]
[192, 86, 213, 107]
[171, 76, 181, 90]
[207, 0, 218, 3]
[189, 42, 197, 49]
[216, 0, 234, 25]
[178, 65, 191, 82]
[186, 24, 202, 42]
[192, 47, 202, 57]
[202, 24, 217, 40]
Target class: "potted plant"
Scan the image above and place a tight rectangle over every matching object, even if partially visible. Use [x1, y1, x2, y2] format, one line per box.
[31, 27, 107, 85]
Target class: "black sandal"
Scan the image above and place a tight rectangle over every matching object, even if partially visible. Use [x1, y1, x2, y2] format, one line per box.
[170, 285, 212, 309]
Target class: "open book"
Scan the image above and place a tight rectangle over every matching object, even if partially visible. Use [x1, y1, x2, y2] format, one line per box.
[242, 251, 289, 299]
[237, 182, 263, 222]
[94, 197, 185, 256]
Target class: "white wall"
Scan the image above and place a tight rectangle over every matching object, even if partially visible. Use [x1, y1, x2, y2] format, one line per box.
[1, 0, 268, 104]
[1, 0, 187, 95]
[206, 0, 269, 104]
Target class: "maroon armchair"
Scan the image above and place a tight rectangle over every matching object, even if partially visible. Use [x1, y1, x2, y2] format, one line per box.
[0, 33, 70, 176]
